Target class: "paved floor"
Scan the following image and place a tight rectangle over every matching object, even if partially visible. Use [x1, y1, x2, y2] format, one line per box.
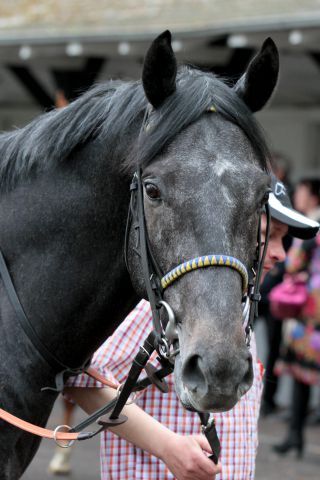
[21, 401, 100, 480]
[21, 401, 320, 479]
[256, 414, 320, 480]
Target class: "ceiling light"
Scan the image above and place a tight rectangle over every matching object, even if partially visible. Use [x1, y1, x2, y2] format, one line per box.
[118, 42, 130, 55]
[172, 40, 183, 52]
[19, 45, 32, 60]
[227, 34, 248, 48]
[66, 42, 83, 56]
[288, 30, 303, 45]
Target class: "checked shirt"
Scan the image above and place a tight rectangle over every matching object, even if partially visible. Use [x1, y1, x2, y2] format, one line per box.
[68, 300, 263, 479]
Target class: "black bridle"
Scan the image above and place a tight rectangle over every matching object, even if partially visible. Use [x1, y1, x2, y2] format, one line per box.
[121, 167, 271, 463]
[125, 168, 271, 358]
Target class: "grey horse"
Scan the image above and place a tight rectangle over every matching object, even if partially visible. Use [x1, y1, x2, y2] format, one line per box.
[0, 31, 278, 478]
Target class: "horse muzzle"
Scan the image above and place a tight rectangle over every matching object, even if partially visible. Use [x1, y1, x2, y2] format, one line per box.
[175, 344, 253, 412]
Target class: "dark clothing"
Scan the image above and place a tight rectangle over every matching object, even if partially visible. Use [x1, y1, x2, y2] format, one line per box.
[259, 262, 286, 408]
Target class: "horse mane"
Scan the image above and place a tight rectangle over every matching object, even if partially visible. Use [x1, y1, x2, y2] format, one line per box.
[0, 66, 270, 192]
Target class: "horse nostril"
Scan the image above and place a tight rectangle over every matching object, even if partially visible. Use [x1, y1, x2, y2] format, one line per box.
[182, 354, 207, 395]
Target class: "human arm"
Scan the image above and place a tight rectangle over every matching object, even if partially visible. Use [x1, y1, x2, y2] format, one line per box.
[65, 386, 221, 480]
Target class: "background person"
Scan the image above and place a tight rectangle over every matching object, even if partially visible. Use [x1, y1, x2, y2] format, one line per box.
[259, 155, 293, 416]
[273, 178, 320, 457]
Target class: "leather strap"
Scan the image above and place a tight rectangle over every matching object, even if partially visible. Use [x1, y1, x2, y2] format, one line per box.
[109, 330, 156, 420]
[0, 408, 80, 441]
[0, 359, 174, 442]
[85, 367, 118, 390]
[0, 250, 66, 373]
[0, 249, 92, 392]
[198, 412, 221, 465]
[135, 170, 163, 337]
[0, 367, 118, 441]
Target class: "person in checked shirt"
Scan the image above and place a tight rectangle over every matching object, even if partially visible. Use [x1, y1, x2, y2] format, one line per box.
[65, 176, 319, 479]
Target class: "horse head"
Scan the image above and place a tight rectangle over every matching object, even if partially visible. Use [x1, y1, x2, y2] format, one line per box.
[127, 31, 278, 412]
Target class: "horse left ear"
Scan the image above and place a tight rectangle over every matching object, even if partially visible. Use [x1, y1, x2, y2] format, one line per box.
[234, 38, 279, 112]
[142, 30, 177, 108]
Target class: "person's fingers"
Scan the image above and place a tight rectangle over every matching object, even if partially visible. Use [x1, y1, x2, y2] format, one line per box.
[196, 455, 221, 478]
[162, 433, 221, 480]
[192, 436, 221, 478]
[192, 434, 213, 453]
[185, 445, 220, 479]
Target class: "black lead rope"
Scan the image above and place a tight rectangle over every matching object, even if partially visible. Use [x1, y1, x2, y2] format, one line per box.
[109, 330, 157, 420]
[198, 412, 220, 465]
[69, 331, 174, 439]
[69, 354, 173, 439]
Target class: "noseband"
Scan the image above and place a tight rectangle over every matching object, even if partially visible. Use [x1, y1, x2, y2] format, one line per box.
[161, 254, 248, 294]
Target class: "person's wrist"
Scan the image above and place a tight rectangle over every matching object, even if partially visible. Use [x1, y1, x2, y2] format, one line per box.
[156, 429, 179, 461]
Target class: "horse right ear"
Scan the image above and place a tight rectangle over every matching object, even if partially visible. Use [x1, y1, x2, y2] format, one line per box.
[142, 30, 177, 108]
[234, 38, 279, 112]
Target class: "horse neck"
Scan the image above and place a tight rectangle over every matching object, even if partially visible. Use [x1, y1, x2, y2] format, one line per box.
[0, 144, 139, 371]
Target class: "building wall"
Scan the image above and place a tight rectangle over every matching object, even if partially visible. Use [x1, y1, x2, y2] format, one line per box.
[258, 108, 320, 181]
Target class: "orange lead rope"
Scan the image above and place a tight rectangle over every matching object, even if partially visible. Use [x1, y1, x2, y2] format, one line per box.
[0, 408, 79, 441]
[0, 367, 119, 444]
[85, 367, 119, 390]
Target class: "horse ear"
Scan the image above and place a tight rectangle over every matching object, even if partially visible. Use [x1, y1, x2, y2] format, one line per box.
[142, 30, 177, 108]
[234, 38, 279, 112]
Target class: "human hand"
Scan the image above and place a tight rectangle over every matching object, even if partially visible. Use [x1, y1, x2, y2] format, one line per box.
[160, 433, 221, 479]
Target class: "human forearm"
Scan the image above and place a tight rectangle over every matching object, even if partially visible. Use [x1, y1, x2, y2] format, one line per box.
[64, 386, 174, 458]
[65, 386, 221, 479]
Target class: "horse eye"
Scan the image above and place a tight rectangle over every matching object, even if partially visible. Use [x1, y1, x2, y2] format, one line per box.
[145, 183, 161, 200]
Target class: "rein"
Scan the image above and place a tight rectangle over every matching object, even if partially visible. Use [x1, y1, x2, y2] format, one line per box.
[0, 249, 92, 393]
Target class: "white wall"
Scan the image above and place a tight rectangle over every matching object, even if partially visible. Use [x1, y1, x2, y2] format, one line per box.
[258, 107, 320, 181]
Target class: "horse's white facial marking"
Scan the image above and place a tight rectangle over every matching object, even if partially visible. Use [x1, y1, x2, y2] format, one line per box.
[213, 157, 236, 178]
[212, 157, 239, 208]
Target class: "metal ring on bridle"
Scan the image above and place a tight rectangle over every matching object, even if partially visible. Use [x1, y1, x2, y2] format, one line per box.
[159, 301, 176, 335]
[158, 300, 180, 361]
[116, 383, 138, 405]
[53, 425, 75, 448]
[158, 337, 171, 358]
[161, 254, 248, 294]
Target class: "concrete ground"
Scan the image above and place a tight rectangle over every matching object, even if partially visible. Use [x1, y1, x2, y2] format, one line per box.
[21, 401, 100, 480]
[256, 413, 320, 480]
[21, 398, 320, 480]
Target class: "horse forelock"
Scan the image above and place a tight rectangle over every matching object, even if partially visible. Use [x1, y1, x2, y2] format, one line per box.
[133, 67, 270, 172]
[0, 66, 269, 193]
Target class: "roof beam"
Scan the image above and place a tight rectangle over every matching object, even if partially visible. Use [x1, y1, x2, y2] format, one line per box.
[51, 57, 105, 101]
[7, 65, 54, 109]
